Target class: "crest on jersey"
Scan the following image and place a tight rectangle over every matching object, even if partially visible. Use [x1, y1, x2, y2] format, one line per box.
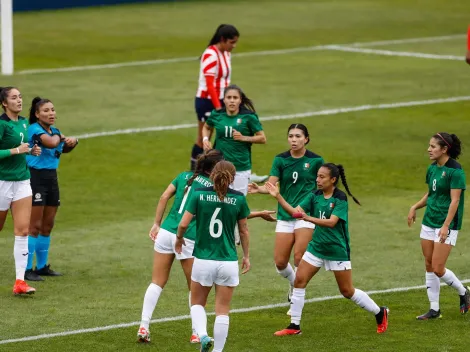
[330, 203, 335, 209]
[303, 162, 310, 170]
[441, 171, 446, 178]
[237, 118, 242, 125]
[23, 124, 26, 129]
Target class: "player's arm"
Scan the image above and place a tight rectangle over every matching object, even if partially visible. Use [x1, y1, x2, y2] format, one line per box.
[248, 176, 278, 194]
[407, 192, 428, 227]
[233, 130, 266, 144]
[176, 210, 194, 239]
[148, 184, 176, 240]
[441, 189, 461, 229]
[303, 214, 339, 228]
[265, 181, 302, 216]
[247, 210, 276, 222]
[238, 218, 251, 274]
[202, 123, 214, 150]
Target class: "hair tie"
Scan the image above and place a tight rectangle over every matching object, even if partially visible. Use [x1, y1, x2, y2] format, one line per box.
[437, 133, 451, 149]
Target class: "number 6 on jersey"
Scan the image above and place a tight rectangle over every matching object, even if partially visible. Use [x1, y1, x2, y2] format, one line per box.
[210, 207, 223, 238]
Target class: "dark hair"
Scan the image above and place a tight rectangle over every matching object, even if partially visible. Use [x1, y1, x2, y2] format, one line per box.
[0, 86, 17, 111]
[224, 84, 256, 112]
[185, 150, 224, 193]
[321, 163, 361, 205]
[29, 97, 52, 124]
[208, 24, 239, 47]
[210, 160, 236, 200]
[287, 123, 310, 145]
[433, 132, 462, 159]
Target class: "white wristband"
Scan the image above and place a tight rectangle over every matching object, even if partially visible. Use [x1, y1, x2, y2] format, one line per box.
[203, 136, 209, 142]
[16, 148, 19, 154]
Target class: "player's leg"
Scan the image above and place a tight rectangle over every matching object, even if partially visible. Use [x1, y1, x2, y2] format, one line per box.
[274, 225, 296, 294]
[432, 229, 470, 315]
[213, 285, 235, 352]
[25, 204, 44, 281]
[417, 228, 441, 320]
[179, 244, 199, 343]
[0, 180, 14, 231]
[35, 205, 61, 276]
[274, 253, 321, 336]
[332, 266, 388, 334]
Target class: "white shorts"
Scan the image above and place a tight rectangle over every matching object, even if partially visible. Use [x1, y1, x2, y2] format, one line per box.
[420, 224, 458, 246]
[275, 220, 315, 233]
[231, 170, 250, 196]
[302, 251, 352, 271]
[191, 257, 239, 287]
[0, 180, 32, 211]
[154, 228, 195, 260]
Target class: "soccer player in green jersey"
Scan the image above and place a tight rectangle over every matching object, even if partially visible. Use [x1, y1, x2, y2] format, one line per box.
[202, 85, 266, 196]
[266, 163, 389, 336]
[408, 132, 470, 320]
[248, 124, 323, 313]
[175, 161, 251, 352]
[0, 87, 41, 296]
[137, 152, 274, 344]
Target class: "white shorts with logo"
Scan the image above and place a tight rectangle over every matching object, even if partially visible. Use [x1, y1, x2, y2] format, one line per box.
[302, 251, 352, 271]
[231, 169, 251, 196]
[191, 257, 239, 287]
[154, 228, 195, 260]
[275, 219, 315, 233]
[420, 224, 458, 246]
[0, 180, 32, 211]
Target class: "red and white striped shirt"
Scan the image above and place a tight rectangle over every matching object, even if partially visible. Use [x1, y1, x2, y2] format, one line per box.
[196, 45, 231, 101]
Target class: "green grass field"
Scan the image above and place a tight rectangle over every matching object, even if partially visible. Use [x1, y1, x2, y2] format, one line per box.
[1, 0, 470, 351]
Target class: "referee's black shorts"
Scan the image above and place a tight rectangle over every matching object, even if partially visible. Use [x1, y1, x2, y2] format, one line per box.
[30, 168, 60, 207]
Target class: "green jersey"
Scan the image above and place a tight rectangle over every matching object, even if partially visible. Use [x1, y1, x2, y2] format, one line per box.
[299, 189, 350, 261]
[160, 172, 213, 241]
[270, 150, 324, 220]
[0, 113, 30, 181]
[422, 159, 466, 230]
[186, 186, 250, 261]
[206, 108, 263, 171]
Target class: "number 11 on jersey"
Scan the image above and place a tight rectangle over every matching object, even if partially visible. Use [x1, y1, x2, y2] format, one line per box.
[225, 126, 233, 138]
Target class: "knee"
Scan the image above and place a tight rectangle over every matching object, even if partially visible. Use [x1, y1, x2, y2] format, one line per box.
[41, 223, 54, 235]
[339, 286, 355, 299]
[433, 266, 446, 278]
[294, 274, 308, 288]
[275, 261, 288, 271]
[293, 252, 303, 266]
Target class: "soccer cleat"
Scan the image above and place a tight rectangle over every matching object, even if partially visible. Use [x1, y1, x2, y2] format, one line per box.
[416, 309, 441, 320]
[199, 335, 213, 352]
[250, 173, 269, 183]
[274, 323, 302, 336]
[459, 286, 470, 314]
[35, 264, 62, 276]
[375, 307, 389, 334]
[13, 279, 36, 295]
[190, 334, 200, 344]
[137, 326, 150, 343]
[25, 269, 44, 281]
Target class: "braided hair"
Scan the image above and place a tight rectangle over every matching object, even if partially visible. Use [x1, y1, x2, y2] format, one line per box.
[210, 160, 236, 200]
[322, 163, 361, 205]
[185, 150, 224, 194]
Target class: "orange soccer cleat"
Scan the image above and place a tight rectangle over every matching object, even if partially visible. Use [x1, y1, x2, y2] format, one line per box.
[13, 279, 36, 295]
[376, 307, 389, 334]
[274, 323, 302, 336]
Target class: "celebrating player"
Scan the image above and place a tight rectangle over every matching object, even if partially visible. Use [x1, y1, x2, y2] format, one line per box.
[266, 163, 389, 335]
[408, 133, 470, 320]
[0, 86, 41, 295]
[175, 160, 250, 352]
[248, 124, 323, 312]
[25, 97, 78, 281]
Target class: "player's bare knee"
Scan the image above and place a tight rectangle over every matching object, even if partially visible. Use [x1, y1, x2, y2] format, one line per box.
[433, 266, 446, 278]
[274, 257, 288, 271]
[294, 275, 308, 288]
[339, 286, 354, 299]
[14, 228, 29, 237]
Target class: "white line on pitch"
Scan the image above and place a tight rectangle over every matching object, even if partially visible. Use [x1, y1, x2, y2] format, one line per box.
[327, 45, 463, 61]
[0, 279, 468, 345]
[16, 34, 465, 75]
[75, 96, 470, 140]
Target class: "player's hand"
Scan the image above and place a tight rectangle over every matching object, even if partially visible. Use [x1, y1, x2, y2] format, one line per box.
[202, 139, 212, 151]
[65, 137, 78, 147]
[438, 226, 449, 244]
[149, 224, 160, 241]
[175, 236, 186, 254]
[232, 129, 245, 141]
[30, 144, 41, 156]
[407, 207, 416, 227]
[241, 256, 251, 274]
[265, 182, 279, 198]
[247, 182, 259, 194]
[15, 143, 30, 154]
[257, 210, 277, 222]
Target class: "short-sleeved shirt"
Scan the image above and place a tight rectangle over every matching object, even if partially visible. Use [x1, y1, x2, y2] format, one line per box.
[26, 123, 64, 170]
[206, 108, 263, 171]
[186, 186, 250, 261]
[299, 189, 350, 261]
[0, 113, 30, 181]
[270, 150, 324, 220]
[422, 159, 466, 230]
[160, 172, 213, 241]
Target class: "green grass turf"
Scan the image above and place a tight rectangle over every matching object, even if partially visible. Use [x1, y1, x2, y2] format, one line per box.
[1, 0, 470, 350]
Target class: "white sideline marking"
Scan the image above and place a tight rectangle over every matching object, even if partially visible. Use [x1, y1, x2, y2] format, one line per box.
[327, 45, 463, 61]
[16, 34, 464, 75]
[0, 279, 468, 345]
[75, 96, 470, 140]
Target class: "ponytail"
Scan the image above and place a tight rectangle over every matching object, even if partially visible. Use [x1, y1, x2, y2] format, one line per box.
[185, 149, 224, 194]
[224, 84, 256, 113]
[210, 161, 236, 200]
[433, 132, 462, 159]
[207, 24, 239, 47]
[29, 97, 43, 124]
[322, 163, 361, 205]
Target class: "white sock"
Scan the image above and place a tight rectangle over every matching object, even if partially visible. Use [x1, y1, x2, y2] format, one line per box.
[140, 283, 163, 329]
[14, 236, 28, 281]
[440, 268, 466, 295]
[276, 263, 295, 286]
[350, 289, 380, 315]
[191, 305, 208, 337]
[290, 288, 306, 325]
[213, 315, 229, 352]
[426, 272, 440, 311]
[189, 291, 197, 334]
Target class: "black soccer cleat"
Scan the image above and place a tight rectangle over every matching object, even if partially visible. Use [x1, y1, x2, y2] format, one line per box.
[459, 286, 470, 314]
[25, 269, 44, 281]
[35, 264, 63, 276]
[416, 309, 442, 320]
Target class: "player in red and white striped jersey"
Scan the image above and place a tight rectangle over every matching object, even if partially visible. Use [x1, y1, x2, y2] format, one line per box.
[466, 25, 470, 65]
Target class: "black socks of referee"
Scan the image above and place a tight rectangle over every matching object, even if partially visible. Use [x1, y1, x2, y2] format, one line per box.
[190, 144, 204, 171]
